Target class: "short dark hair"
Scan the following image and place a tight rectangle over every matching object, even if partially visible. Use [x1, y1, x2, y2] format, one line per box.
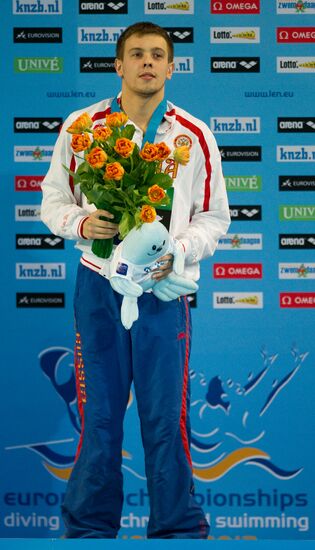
[116, 22, 174, 62]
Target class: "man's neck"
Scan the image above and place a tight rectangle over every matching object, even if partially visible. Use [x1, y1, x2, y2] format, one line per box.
[120, 91, 165, 134]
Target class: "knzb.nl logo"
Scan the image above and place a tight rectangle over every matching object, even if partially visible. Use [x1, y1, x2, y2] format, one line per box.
[277, 146, 315, 162]
[211, 117, 260, 133]
[13, 0, 62, 14]
[78, 27, 125, 43]
[16, 263, 66, 280]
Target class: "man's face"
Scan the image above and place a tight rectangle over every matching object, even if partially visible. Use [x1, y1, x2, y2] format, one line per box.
[115, 33, 174, 98]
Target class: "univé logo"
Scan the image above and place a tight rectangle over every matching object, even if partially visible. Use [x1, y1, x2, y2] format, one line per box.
[14, 57, 63, 73]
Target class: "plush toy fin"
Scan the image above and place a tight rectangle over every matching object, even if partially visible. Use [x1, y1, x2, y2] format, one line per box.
[121, 296, 139, 330]
[109, 276, 143, 298]
[152, 273, 198, 302]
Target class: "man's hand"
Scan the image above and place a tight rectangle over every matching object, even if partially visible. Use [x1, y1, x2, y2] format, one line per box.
[82, 209, 119, 240]
[151, 253, 174, 282]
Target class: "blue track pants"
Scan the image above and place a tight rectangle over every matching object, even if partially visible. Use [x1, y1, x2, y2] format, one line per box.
[62, 263, 209, 538]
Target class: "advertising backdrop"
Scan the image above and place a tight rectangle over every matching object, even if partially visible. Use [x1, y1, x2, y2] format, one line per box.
[2, 0, 315, 541]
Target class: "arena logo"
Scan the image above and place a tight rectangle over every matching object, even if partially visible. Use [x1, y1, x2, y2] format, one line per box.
[277, 117, 315, 133]
[13, 27, 62, 43]
[220, 146, 262, 162]
[229, 205, 262, 220]
[211, 117, 260, 133]
[213, 292, 263, 308]
[214, 263, 262, 279]
[277, 145, 315, 162]
[14, 118, 62, 133]
[174, 57, 194, 73]
[279, 176, 315, 191]
[210, 27, 260, 43]
[13, 0, 62, 14]
[279, 205, 315, 221]
[277, 57, 315, 73]
[280, 293, 315, 308]
[80, 57, 116, 72]
[79, 0, 128, 13]
[16, 293, 65, 307]
[225, 175, 262, 191]
[277, 1, 315, 14]
[15, 175, 44, 191]
[211, 57, 260, 72]
[16, 263, 66, 280]
[14, 57, 63, 73]
[279, 263, 315, 279]
[16, 234, 64, 249]
[15, 205, 41, 221]
[144, 1, 194, 14]
[279, 234, 315, 249]
[78, 27, 125, 43]
[14, 146, 54, 162]
[217, 233, 263, 249]
[277, 27, 315, 42]
[165, 27, 194, 42]
[211, 1, 260, 14]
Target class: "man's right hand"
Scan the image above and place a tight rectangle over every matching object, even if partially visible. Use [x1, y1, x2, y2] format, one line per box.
[82, 209, 119, 240]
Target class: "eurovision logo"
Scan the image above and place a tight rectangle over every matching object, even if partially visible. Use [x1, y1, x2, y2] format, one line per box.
[144, 1, 194, 14]
[279, 234, 315, 249]
[14, 118, 62, 133]
[14, 57, 63, 73]
[277, 118, 315, 133]
[279, 263, 315, 279]
[13, 27, 62, 43]
[14, 146, 54, 162]
[279, 176, 315, 191]
[277, 57, 315, 73]
[80, 57, 116, 73]
[210, 27, 260, 43]
[211, 57, 260, 72]
[225, 175, 262, 191]
[15, 175, 44, 191]
[211, 1, 260, 13]
[279, 205, 315, 221]
[211, 117, 260, 134]
[277, 27, 315, 42]
[213, 263, 262, 279]
[220, 146, 262, 162]
[277, 146, 315, 162]
[277, 1, 315, 14]
[16, 293, 65, 307]
[217, 233, 263, 249]
[13, 0, 62, 14]
[229, 205, 262, 220]
[79, 0, 128, 13]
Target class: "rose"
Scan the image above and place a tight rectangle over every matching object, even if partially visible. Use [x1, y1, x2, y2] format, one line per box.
[173, 145, 190, 166]
[85, 146, 107, 169]
[104, 162, 125, 181]
[67, 112, 93, 134]
[71, 133, 92, 153]
[106, 111, 128, 128]
[140, 142, 159, 162]
[114, 138, 135, 158]
[140, 205, 156, 223]
[156, 142, 171, 161]
[93, 126, 112, 141]
[148, 185, 166, 203]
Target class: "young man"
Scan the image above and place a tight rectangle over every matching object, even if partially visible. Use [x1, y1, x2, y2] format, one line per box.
[41, 22, 230, 539]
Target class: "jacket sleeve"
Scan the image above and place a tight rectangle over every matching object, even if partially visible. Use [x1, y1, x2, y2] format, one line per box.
[40, 114, 90, 240]
[176, 127, 230, 264]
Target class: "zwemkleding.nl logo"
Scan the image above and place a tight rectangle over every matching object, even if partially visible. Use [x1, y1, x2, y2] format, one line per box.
[217, 233, 263, 250]
[14, 146, 54, 162]
[279, 263, 315, 279]
[277, 1, 315, 14]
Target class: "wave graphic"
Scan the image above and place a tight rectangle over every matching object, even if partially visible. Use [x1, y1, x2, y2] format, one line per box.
[246, 458, 303, 479]
[193, 447, 269, 481]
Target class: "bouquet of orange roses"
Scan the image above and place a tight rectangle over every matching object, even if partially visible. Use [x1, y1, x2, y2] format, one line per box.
[65, 110, 189, 259]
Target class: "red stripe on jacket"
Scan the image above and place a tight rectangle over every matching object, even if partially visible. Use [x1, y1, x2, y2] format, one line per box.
[179, 297, 193, 469]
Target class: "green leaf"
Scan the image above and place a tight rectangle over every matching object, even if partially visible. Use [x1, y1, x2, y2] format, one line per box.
[147, 173, 173, 189]
[120, 124, 136, 140]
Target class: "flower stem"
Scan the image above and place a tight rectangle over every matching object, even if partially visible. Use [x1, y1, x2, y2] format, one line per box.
[91, 237, 113, 259]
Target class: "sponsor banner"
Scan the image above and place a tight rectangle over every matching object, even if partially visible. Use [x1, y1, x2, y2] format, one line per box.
[279, 234, 315, 249]
[14, 57, 63, 73]
[220, 146, 262, 162]
[218, 233, 263, 249]
[13, 27, 62, 43]
[225, 175, 262, 191]
[14, 146, 54, 162]
[279, 175, 315, 191]
[16, 263, 66, 280]
[213, 292, 263, 309]
[280, 292, 315, 308]
[214, 263, 263, 279]
[279, 263, 315, 279]
[12, 0, 62, 14]
[80, 57, 115, 73]
[277, 57, 315, 73]
[211, 57, 260, 72]
[164, 27, 194, 42]
[16, 234, 64, 249]
[14, 118, 62, 133]
[15, 175, 44, 191]
[229, 205, 262, 220]
[277, 117, 315, 133]
[78, 27, 125, 44]
[16, 292, 65, 308]
[277, 1, 315, 14]
[79, 0, 128, 13]
[144, 1, 194, 14]
[210, 27, 260, 44]
[279, 205, 315, 221]
[210, 1, 260, 14]
[15, 205, 41, 221]
[277, 27, 315, 43]
[174, 57, 194, 73]
[211, 117, 260, 134]
[277, 145, 315, 162]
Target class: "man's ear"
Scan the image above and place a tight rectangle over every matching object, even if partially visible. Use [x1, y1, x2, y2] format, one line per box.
[115, 58, 123, 77]
[166, 62, 174, 80]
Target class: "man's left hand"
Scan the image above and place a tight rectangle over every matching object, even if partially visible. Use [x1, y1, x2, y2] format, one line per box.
[151, 254, 174, 281]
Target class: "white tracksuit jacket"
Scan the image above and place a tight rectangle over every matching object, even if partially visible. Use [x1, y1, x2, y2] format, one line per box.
[41, 97, 230, 280]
